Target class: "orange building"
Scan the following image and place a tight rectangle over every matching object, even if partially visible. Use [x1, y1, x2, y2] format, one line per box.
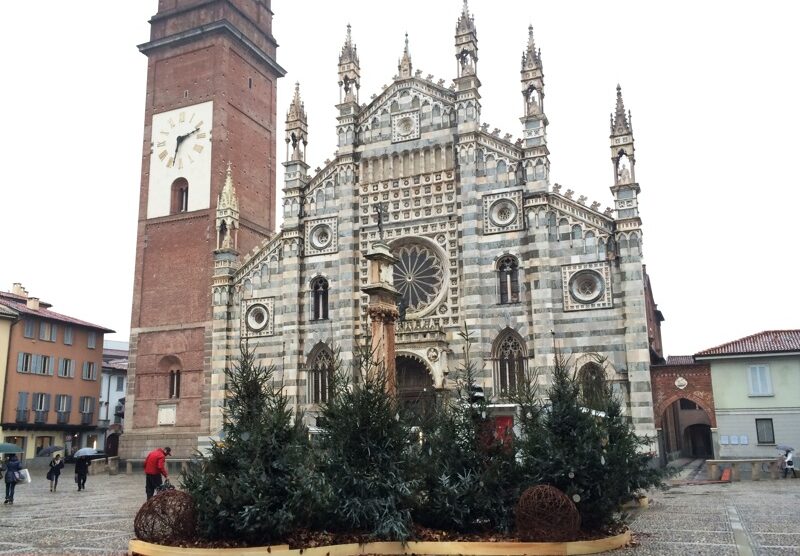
[0, 284, 114, 459]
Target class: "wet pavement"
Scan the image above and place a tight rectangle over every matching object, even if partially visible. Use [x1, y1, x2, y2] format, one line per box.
[0, 464, 798, 555]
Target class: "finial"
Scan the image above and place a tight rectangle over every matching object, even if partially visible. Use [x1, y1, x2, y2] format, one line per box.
[404, 32, 409, 52]
[611, 84, 631, 134]
[346, 23, 352, 45]
[522, 24, 542, 70]
[398, 32, 412, 78]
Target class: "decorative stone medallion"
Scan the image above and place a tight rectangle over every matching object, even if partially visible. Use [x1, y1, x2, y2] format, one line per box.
[482, 189, 524, 234]
[391, 111, 420, 143]
[427, 348, 439, 362]
[675, 377, 688, 390]
[305, 217, 338, 256]
[241, 297, 275, 338]
[561, 262, 612, 311]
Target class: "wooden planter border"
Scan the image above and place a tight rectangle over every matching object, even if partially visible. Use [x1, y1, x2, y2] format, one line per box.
[130, 530, 631, 556]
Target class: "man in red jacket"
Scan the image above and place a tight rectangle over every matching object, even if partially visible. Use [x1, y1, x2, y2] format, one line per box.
[144, 446, 171, 499]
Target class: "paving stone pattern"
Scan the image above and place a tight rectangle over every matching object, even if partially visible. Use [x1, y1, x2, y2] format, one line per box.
[1, 472, 799, 555]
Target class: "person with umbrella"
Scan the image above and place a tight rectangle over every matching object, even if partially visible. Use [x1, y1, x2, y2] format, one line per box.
[785, 449, 796, 479]
[47, 454, 65, 492]
[3, 453, 22, 504]
[74, 455, 91, 491]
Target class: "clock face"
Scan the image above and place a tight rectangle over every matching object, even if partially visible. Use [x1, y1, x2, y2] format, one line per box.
[147, 101, 213, 219]
[153, 109, 209, 171]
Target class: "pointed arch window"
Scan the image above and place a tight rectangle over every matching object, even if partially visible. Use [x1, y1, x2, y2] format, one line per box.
[492, 329, 528, 397]
[497, 256, 520, 304]
[307, 344, 334, 404]
[311, 277, 329, 320]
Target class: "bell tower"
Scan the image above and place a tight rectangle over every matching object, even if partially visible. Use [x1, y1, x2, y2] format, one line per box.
[124, 0, 285, 459]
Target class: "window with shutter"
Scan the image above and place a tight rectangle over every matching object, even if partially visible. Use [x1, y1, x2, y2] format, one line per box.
[64, 326, 73, 345]
[23, 319, 35, 338]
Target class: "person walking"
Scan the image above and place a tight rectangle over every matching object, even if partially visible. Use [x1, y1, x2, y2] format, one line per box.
[144, 446, 171, 499]
[3, 454, 22, 504]
[47, 454, 65, 492]
[785, 450, 796, 479]
[74, 456, 90, 491]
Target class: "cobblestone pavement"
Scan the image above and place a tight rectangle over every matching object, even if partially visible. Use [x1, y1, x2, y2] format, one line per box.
[0, 471, 142, 555]
[0, 470, 799, 555]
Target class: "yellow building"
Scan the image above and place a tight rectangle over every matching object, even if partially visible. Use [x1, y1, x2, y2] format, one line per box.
[0, 303, 19, 438]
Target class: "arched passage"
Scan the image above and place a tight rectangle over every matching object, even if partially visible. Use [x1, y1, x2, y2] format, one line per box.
[659, 396, 713, 461]
[396, 354, 434, 419]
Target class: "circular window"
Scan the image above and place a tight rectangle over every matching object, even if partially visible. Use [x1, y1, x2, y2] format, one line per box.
[398, 116, 414, 136]
[392, 241, 445, 314]
[568, 270, 605, 304]
[489, 199, 518, 227]
[245, 304, 269, 332]
[309, 224, 333, 250]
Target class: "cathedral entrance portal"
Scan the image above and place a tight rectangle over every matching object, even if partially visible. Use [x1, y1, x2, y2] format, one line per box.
[396, 354, 435, 420]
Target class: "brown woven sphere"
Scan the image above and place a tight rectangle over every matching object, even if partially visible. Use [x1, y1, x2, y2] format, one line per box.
[134, 489, 197, 544]
[515, 485, 581, 541]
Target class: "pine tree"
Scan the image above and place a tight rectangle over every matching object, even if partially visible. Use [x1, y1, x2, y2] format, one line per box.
[414, 325, 518, 533]
[313, 342, 417, 540]
[514, 352, 665, 531]
[181, 343, 310, 544]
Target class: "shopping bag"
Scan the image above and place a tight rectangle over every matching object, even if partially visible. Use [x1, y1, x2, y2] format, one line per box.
[16, 469, 31, 484]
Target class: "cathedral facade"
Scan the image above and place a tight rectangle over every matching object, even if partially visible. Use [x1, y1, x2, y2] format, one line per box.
[124, 0, 659, 458]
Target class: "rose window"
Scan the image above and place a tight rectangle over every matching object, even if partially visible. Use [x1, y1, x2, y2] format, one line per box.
[568, 270, 605, 304]
[393, 243, 444, 312]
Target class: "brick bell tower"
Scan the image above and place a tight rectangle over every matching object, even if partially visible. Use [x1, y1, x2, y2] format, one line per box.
[122, 0, 285, 459]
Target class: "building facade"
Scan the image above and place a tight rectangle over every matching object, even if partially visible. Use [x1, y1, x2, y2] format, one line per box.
[122, 0, 285, 459]
[126, 1, 661, 456]
[695, 330, 800, 459]
[98, 340, 128, 456]
[0, 284, 113, 459]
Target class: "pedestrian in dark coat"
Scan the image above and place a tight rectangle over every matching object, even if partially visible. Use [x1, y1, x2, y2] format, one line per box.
[3, 454, 22, 504]
[47, 454, 65, 492]
[74, 456, 90, 491]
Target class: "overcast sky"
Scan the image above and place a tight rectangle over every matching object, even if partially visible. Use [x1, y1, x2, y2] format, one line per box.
[1, 1, 797, 356]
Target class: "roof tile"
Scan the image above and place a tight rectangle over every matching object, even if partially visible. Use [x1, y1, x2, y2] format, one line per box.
[695, 330, 800, 357]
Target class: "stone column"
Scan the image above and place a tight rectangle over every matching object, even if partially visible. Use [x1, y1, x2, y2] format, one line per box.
[361, 241, 400, 396]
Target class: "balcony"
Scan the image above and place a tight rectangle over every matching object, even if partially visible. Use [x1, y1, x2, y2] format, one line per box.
[56, 411, 70, 425]
[80, 412, 94, 426]
[15, 409, 28, 423]
[34, 410, 49, 424]
[97, 419, 110, 428]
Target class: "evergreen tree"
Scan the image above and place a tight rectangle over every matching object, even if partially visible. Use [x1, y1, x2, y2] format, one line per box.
[181, 344, 311, 544]
[314, 342, 417, 540]
[514, 352, 665, 531]
[414, 325, 518, 533]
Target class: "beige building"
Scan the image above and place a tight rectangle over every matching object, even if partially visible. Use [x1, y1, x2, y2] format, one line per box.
[0, 303, 18, 438]
[1, 284, 113, 459]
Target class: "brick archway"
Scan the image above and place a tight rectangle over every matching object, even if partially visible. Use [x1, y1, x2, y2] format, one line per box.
[650, 361, 716, 429]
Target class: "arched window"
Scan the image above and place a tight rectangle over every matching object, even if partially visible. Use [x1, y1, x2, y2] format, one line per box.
[578, 361, 606, 410]
[170, 178, 189, 214]
[497, 256, 520, 304]
[311, 277, 329, 320]
[547, 212, 557, 240]
[492, 329, 527, 397]
[307, 343, 334, 404]
[585, 231, 596, 255]
[571, 225, 582, 241]
[559, 218, 571, 241]
[158, 355, 182, 399]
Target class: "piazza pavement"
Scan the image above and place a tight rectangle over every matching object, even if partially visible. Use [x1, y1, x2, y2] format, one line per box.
[0, 461, 797, 555]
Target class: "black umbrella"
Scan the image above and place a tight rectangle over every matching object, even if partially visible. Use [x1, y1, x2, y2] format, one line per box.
[776, 444, 795, 452]
[37, 445, 64, 457]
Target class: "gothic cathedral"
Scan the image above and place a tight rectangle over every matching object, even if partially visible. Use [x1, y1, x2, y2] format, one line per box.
[123, 0, 661, 458]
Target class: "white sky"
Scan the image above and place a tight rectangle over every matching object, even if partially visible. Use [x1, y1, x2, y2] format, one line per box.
[1, 1, 797, 356]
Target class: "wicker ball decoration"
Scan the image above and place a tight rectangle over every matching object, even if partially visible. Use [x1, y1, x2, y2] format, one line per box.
[134, 490, 197, 544]
[515, 485, 581, 541]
